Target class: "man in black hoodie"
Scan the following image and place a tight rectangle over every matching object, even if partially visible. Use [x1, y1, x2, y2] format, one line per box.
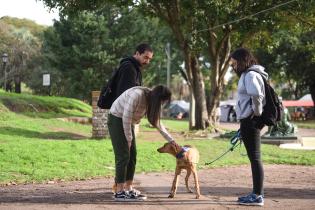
[115, 43, 153, 97]
[110, 43, 153, 201]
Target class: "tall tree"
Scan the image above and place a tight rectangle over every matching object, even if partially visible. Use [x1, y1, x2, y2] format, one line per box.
[40, 5, 181, 100]
[0, 17, 42, 93]
[254, 7, 315, 106]
[135, 0, 314, 129]
[257, 30, 315, 106]
[41, 0, 314, 129]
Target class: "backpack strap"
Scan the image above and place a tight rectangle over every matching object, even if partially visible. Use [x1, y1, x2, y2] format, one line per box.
[243, 69, 266, 105]
[104, 68, 120, 95]
[246, 69, 268, 84]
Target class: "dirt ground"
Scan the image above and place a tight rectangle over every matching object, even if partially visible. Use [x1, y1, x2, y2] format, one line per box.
[1, 123, 314, 210]
[0, 165, 314, 210]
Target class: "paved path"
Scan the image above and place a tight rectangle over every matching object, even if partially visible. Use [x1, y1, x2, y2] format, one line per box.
[1, 123, 314, 210]
[1, 165, 314, 210]
[218, 122, 315, 137]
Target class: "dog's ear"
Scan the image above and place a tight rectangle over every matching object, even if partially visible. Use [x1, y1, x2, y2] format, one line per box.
[171, 143, 181, 153]
[168, 143, 176, 153]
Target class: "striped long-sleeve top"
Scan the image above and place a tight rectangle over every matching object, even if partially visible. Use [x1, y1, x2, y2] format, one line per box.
[109, 86, 174, 144]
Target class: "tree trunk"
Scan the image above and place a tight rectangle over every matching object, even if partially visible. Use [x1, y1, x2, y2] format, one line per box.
[6, 80, 13, 92]
[206, 29, 232, 125]
[14, 75, 21, 93]
[184, 49, 208, 130]
[147, 1, 209, 130]
[190, 56, 208, 129]
[208, 71, 223, 123]
[310, 82, 315, 115]
[188, 89, 195, 130]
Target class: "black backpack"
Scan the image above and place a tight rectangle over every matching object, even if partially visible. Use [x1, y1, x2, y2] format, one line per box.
[97, 59, 142, 109]
[97, 69, 119, 109]
[248, 70, 283, 126]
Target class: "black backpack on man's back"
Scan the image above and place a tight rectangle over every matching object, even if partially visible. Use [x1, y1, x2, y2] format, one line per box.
[97, 58, 142, 109]
[97, 68, 120, 109]
[248, 70, 283, 126]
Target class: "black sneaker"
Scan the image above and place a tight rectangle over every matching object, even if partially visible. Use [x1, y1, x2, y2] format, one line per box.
[128, 189, 147, 201]
[238, 192, 264, 202]
[114, 191, 132, 201]
[238, 193, 264, 206]
[238, 192, 254, 202]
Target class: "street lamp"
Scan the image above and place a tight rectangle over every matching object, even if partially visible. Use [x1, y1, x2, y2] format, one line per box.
[2, 53, 8, 91]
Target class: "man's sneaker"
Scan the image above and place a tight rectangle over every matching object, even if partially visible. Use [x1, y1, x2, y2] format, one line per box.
[128, 189, 147, 201]
[238, 193, 264, 206]
[114, 191, 139, 202]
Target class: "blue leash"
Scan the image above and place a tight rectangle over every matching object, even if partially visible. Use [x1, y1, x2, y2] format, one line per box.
[205, 130, 242, 165]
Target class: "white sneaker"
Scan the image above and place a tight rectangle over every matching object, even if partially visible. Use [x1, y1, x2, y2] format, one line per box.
[128, 189, 147, 201]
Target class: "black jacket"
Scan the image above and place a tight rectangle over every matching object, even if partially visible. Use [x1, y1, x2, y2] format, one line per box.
[115, 56, 142, 97]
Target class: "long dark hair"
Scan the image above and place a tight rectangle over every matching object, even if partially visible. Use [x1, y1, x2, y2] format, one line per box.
[146, 85, 171, 128]
[230, 48, 258, 77]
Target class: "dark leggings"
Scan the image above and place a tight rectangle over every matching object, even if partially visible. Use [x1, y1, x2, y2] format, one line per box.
[108, 114, 136, 184]
[240, 116, 264, 195]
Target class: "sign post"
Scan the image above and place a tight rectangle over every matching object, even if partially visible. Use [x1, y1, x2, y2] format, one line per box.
[43, 73, 51, 95]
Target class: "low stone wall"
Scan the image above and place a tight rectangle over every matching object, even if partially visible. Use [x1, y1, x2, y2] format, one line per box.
[91, 91, 139, 139]
[91, 91, 109, 139]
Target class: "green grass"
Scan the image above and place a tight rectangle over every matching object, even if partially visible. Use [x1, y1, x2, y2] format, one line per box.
[0, 91, 315, 185]
[140, 118, 189, 132]
[294, 120, 315, 129]
[0, 90, 91, 118]
[1, 125, 314, 185]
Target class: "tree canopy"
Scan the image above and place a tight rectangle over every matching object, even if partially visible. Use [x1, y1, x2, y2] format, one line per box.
[38, 0, 315, 128]
[0, 17, 43, 93]
[2, 0, 314, 125]
[257, 29, 315, 102]
[36, 5, 181, 99]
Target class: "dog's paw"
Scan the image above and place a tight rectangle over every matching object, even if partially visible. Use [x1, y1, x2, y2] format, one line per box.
[168, 194, 175, 198]
[195, 194, 200, 199]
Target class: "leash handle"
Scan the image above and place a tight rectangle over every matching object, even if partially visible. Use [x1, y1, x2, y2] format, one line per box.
[205, 130, 241, 166]
[230, 129, 241, 145]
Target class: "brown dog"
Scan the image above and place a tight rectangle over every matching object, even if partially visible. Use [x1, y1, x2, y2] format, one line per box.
[157, 142, 200, 199]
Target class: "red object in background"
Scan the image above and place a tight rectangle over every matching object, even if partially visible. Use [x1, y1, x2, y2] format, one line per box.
[282, 100, 314, 107]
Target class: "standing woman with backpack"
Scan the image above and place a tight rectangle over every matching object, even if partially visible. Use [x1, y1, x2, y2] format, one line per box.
[230, 48, 267, 206]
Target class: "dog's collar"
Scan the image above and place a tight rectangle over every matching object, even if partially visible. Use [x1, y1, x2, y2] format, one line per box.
[176, 146, 190, 159]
